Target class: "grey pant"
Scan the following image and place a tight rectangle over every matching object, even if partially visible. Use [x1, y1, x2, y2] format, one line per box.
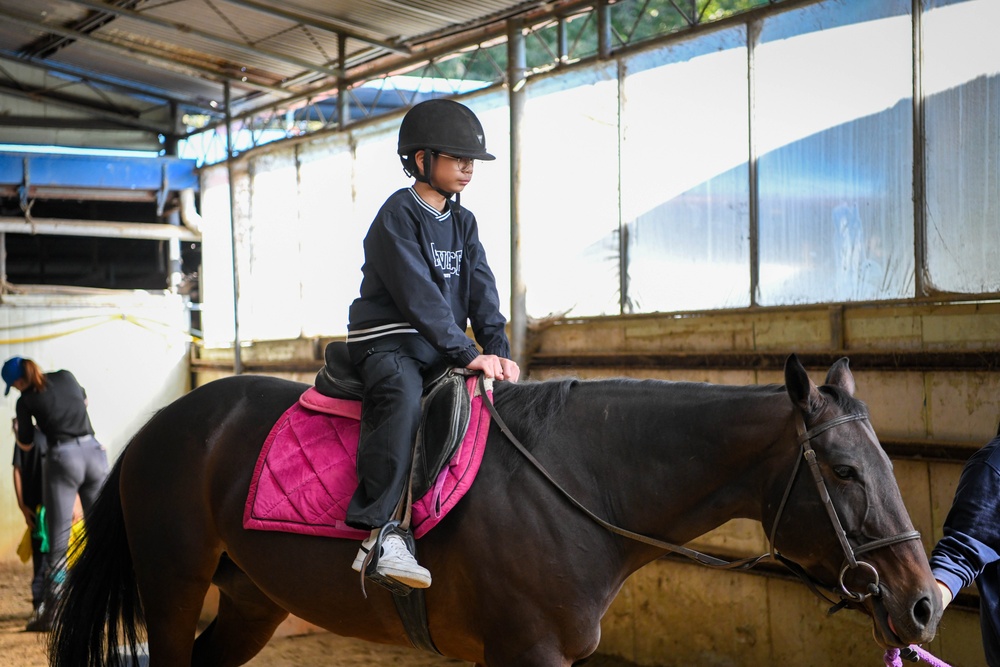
[43, 436, 109, 570]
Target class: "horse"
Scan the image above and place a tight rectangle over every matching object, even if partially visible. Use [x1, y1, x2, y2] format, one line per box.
[49, 354, 941, 666]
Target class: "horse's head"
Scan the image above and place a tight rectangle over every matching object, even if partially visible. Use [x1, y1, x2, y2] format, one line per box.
[769, 354, 941, 648]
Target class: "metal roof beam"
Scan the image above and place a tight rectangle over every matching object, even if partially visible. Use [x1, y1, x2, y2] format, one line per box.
[0, 9, 288, 96]
[0, 116, 129, 130]
[0, 80, 170, 134]
[0, 217, 200, 242]
[18, 0, 133, 60]
[179, 1, 592, 141]
[221, 0, 411, 55]
[64, 0, 346, 79]
[0, 48, 200, 108]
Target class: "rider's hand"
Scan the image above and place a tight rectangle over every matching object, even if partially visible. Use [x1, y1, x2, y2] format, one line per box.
[466, 354, 520, 383]
[499, 357, 520, 383]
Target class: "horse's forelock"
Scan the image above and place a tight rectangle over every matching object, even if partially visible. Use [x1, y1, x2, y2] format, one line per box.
[819, 384, 869, 416]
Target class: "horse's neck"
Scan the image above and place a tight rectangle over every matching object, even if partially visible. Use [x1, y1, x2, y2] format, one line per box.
[557, 382, 791, 551]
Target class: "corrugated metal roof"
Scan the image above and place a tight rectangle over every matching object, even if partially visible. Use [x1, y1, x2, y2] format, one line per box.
[0, 0, 559, 150]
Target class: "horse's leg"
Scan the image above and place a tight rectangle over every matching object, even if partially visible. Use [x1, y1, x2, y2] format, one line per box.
[191, 556, 289, 667]
[131, 546, 218, 667]
[122, 445, 225, 666]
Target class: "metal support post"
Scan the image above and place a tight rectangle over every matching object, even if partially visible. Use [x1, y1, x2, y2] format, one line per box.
[225, 82, 244, 375]
[507, 19, 527, 369]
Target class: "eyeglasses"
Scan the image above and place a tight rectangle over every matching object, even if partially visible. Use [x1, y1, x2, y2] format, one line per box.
[435, 152, 475, 170]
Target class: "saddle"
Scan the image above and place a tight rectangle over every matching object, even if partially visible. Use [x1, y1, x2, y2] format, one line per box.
[314, 341, 472, 514]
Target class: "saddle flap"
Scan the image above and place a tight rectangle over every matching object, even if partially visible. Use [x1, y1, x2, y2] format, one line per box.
[315, 341, 364, 400]
[411, 372, 472, 499]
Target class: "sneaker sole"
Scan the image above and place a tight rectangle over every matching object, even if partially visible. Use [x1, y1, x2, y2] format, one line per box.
[376, 565, 432, 589]
[352, 554, 431, 588]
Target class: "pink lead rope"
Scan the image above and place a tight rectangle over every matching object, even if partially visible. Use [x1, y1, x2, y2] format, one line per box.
[883, 645, 951, 667]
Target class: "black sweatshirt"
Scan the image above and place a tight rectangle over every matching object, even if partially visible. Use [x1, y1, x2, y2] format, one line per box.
[347, 187, 510, 366]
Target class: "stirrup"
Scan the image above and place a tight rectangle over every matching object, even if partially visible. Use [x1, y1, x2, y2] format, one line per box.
[358, 521, 416, 597]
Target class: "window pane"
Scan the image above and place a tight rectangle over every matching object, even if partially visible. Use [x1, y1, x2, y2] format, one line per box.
[243, 150, 302, 341]
[622, 28, 751, 313]
[756, 0, 914, 305]
[299, 135, 358, 337]
[520, 64, 621, 317]
[923, 0, 1000, 293]
[199, 164, 240, 347]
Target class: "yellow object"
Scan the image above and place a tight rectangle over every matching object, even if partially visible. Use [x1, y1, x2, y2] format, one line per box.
[14, 518, 86, 566]
[16, 526, 31, 563]
[67, 519, 86, 568]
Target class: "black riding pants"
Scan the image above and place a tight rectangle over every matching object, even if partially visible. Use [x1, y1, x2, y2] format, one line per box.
[345, 334, 443, 530]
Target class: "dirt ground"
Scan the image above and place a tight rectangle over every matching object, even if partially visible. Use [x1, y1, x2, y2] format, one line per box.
[0, 560, 637, 667]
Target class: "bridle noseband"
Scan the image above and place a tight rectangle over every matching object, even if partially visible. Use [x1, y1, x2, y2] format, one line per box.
[479, 375, 921, 610]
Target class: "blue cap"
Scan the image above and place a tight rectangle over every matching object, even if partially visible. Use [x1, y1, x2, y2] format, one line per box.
[2, 356, 25, 396]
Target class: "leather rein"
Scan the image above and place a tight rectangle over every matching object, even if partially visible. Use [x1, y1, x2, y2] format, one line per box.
[478, 375, 921, 609]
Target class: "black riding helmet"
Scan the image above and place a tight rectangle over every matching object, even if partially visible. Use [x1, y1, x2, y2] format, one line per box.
[398, 99, 494, 194]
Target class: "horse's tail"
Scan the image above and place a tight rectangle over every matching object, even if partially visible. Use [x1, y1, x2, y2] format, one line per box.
[49, 450, 145, 667]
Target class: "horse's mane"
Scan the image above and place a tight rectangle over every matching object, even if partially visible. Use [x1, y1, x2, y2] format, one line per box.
[491, 376, 745, 446]
[492, 376, 867, 446]
[492, 377, 578, 444]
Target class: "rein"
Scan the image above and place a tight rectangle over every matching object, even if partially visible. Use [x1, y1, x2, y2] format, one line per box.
[479, 375, 920, 601]
[478, 374, 767, 570]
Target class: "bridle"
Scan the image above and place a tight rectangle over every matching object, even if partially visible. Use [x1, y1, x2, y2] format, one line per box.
[769, 409, 921, 609]
[479, 375, 922, 610]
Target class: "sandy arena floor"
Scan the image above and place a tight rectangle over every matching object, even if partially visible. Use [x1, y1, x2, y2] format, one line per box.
[0, 560, 637, 667]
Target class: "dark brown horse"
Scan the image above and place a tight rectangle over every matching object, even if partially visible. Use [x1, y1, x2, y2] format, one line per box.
[49, 354, 940, 666]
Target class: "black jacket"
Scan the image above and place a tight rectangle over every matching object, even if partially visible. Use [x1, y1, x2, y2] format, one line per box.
[930, 434, 1000, 666]
[347, 187, 510, 366]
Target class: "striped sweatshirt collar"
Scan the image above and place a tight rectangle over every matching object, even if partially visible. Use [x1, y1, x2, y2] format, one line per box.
[408, 187, 451, 221]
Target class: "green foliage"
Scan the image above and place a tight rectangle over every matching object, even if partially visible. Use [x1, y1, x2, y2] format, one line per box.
[424, 0, 777, 84]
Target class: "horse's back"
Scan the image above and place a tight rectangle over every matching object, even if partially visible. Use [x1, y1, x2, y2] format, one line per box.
[126, 374, 305, 458]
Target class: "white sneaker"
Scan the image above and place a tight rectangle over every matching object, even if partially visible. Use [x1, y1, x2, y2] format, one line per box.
[352, 533, 432, 589]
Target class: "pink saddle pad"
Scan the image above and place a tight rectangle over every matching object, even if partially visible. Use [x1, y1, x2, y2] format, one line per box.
[243, 376, 491, 540]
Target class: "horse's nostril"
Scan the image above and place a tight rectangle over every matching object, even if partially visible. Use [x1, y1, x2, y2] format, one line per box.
[913, 596, 932, 628]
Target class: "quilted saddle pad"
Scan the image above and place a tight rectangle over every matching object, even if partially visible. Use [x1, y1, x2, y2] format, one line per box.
[243, 378, 491, 540]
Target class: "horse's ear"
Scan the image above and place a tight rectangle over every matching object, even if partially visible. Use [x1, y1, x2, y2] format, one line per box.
[784, 353, 823, 415]
[823, 357, 856, 397]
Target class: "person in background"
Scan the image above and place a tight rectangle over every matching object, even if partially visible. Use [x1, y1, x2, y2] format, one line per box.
[929, 420, 1000, 667]
[12, 429, 48, 631]
[4, 356, 108, 627]
[345, 99, 519, 589]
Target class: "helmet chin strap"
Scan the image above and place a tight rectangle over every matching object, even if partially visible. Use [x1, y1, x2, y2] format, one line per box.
[419, 151, 460, 206]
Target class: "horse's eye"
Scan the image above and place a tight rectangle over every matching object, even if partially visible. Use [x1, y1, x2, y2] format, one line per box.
[833, 465, 856, 480]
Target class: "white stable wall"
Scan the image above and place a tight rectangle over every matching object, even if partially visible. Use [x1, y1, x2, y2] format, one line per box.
[0, 290, 191, 560]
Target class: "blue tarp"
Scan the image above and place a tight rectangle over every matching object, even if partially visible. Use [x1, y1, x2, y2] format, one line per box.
[0, 152, 199, 192]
